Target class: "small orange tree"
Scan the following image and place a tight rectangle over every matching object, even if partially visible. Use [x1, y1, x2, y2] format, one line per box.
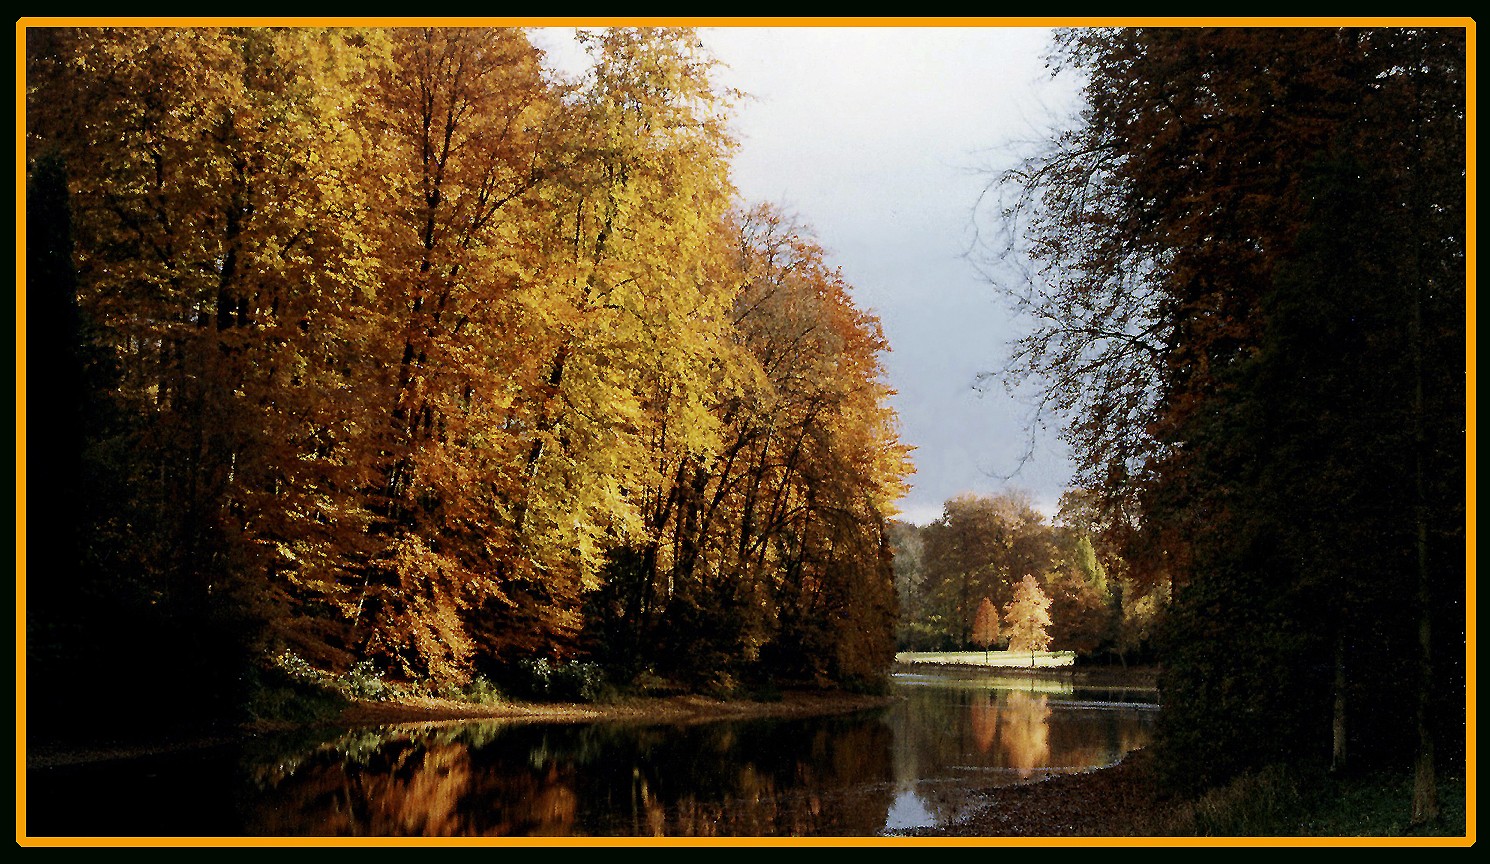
[971, 596, 1001, 661]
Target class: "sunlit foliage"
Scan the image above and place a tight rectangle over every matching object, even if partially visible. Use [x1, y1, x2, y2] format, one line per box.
[25, 25, 911, 726]
[1003, 574, 1053, 654]
[892, 492, 1139, 661]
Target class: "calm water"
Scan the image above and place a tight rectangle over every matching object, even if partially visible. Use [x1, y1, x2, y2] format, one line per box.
[27, 671, 1157, 838]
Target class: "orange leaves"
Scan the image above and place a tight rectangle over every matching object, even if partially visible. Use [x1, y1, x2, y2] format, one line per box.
[972, 597, 1001, 651]
[30, 25, 909, 688]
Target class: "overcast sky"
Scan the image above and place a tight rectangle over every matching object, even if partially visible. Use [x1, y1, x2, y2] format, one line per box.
[534, 25, 1085, 526]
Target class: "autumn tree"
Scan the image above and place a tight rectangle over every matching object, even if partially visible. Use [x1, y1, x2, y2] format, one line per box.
[25, 24, 913, 719]
[647, 204, 905, 686]
[25, 147, 109, 733]
[578, 198, 911, 690]
[27, 26, 397, 723]
[911, 492, 1056, 650]
[994, 26, 1466, 809]
[971, 597, 1001, 660]
[1044, 576, 1107, 658]
[491, 28, 745, 673]
[341, 26, 570, 682]
[1003, 574, 1053, 661]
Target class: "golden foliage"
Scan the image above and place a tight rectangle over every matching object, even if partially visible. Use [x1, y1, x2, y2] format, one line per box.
[27, 25, 911, 690]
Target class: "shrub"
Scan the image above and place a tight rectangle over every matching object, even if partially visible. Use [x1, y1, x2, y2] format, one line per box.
[511, 657, 608, 703]
[246, 650, 348, 723]
[273, 649, 334, 690]
[702, 670, 740, 700]
[628, 668, 684, 697]
[342, 658, 390, 701]
[438, 674, 503, 704]
[463, 675, 503, 704]
[550, 660, 606, 702]
[837, 673, 890, 697]
[514, 657, 554, 699]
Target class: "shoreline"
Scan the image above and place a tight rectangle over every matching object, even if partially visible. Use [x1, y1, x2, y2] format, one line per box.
[25, 688, 897, 770]
[897, 747, 1163, 838]
[28, 666, 1162, 770]
[328, 687, 897, 730]
[890, 661, 1161, 688]
[27, 682, 1160, 839]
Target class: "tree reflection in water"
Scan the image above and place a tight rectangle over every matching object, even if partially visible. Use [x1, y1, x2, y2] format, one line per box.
[969, 690, 1000, 755]
[239, 715, 898, 837]
[1000, 690, 1053, 778]
[26, 675, 1155, 837]
[885, 673, 1157, 829]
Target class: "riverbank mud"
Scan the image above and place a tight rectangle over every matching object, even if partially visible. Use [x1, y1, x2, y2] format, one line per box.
[891, 747, 1162, 838]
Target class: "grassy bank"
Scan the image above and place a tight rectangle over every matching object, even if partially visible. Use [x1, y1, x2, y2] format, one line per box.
[895, 650, 1077, 668]
[882, 655, 1162, 688]
[1137, 761, 1471, 839]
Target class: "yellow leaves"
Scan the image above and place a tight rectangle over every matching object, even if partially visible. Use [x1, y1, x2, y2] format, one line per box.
[1005, 573, 1055, 654]
[33, 24, 911, 685]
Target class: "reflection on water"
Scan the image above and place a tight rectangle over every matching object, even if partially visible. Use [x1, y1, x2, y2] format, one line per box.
[238, 717, 898, 837]
[26, 672, 1157, 838]
[882, 673, 1157, 832]
[885, 787, 938, 832]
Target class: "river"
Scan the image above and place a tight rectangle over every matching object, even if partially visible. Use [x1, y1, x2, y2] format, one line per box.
[26, 669, 1158, 839]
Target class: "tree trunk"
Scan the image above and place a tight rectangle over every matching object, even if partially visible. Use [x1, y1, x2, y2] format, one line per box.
[1408, 228, 1437, 825]
[1331, 628, 1347, 774]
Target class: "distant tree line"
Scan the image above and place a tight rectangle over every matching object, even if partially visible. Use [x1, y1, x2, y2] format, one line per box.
[25, 26, 911, 733]
[889, 490, 1166, 664]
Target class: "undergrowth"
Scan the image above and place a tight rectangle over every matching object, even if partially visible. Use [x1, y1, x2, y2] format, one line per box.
[1144, 762, 1468, 838]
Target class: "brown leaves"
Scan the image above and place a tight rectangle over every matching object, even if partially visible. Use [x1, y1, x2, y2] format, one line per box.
[29, 26, 910, 690]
